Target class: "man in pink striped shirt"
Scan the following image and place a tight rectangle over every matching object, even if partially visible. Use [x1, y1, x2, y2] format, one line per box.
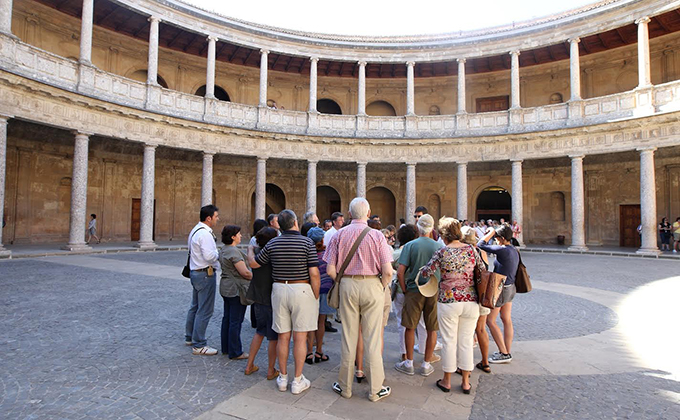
[324, 197, 394, 402]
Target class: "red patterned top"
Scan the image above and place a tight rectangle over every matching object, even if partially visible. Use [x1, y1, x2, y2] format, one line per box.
[420, 245, 484, 304]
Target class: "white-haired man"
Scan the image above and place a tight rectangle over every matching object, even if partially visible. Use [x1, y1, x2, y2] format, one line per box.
[324, 197, 394, 402]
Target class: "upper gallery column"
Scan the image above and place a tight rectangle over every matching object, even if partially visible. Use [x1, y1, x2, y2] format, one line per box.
[146, 16, 161, 85]
[568, 38, 581, 101]
[636, 16, 652, 88]
[356, 161, 367, 198]
[63, 132, 91, 251]
[309, 57, 318, 112]
[306, 160, 318, 214]
[205, 35, 217, 98]
[457, 59, 466, 114]
[568, 155, 588, 251]
[510, 51, 521, 109]
[259, 50, 269, 106]
[405, 163, 416, 225]
[457, 162, 468, 220]
[255, 157, 266, 220]
[511, 159, 524, 246]
[0, 116, 10, 257]
[637, 147, 660, 255]
[79, 0, 94, 65]
[406, 61, 415, 115]
[201, 152, 214, 206]
[0, 0, 13, 36]
[137, 144, 157, 249]
[357, 61, 367, 115]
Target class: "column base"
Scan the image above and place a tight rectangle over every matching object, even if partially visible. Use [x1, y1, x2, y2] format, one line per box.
[568, 245, 589, 252]
[0, 246, 11, 258]
[135, 241, 157, 250]
[61, 243, 93, 252]
[636, 247, 661, 256]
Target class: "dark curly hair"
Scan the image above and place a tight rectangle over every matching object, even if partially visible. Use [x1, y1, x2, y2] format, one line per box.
[221, 225, 241, 244]
[397, 224, 418, 247]
[495, 223, 513, 241]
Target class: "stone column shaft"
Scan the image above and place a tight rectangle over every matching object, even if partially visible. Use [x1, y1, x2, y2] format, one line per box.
[137, 144, 157, 249]
[406, 61, 415, 115]
[356, 162, 366, 198]
[457, 162, 468, 220]
[201, 152, 214, 206]
[64, 133, 91, 251]
[511, 159, 524, 245]
[0, 0, 13, 35]
[569, 155, 588, 251]
[79, 0, 94, 65]
[510, 51, 521, 109]
[0, 116, 9, 256]
[637, 148, 660, 255]
[205, 36, 217, 98]
[569, 38, 581, 101]
[255, 158, 266, 220]
[259, 50, 269, 106]
[406, 163, 416, 225]
[457, 59, 466, 114]
[306, 160, 317, 214]
[146, 16, 161, 85]
[309, 57, 318, 112]
[357, 61, 366, 115]
[636, 17, 652, 88]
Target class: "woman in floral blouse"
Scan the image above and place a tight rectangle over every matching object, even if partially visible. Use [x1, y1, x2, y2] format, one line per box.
[420, 217, 484, 394]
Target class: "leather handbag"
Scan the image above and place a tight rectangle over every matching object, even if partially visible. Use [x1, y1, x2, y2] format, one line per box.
[514, 249, 532, 293]
[327, 227, 372, 310]
[182, 227, 205, 278]
[472, 247, 506, 309]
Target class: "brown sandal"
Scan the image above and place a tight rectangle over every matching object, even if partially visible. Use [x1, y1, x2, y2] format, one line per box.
[244, 365, 259, 375]
[267, 369, 280, 380]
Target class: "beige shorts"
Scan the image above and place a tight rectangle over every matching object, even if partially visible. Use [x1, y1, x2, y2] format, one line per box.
[271, 282, 319, 333]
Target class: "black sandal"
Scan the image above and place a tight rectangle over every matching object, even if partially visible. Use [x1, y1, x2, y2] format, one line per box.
[305, 353, 314, 365]
[455, 368, 463, 375]
[476, 362, 491, 373]
[436, 379, 450, 393]
[314, 352, 329, 363]
[355, 370, 365, 383]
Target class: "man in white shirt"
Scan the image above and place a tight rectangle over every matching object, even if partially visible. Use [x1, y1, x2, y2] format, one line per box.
[185, 204, 220, 355]
[323, 212, 344, 247]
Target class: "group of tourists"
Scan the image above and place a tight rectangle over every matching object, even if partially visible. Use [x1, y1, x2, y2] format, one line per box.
[183, 199, 522, 401]
[659, 217, 680, 252]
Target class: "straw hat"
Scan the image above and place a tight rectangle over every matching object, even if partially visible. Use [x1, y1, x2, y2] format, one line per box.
[415, 269, 439, 297]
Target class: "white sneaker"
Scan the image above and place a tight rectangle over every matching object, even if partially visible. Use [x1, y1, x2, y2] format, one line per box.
[291, 375, 311, 395]
[192, 346, 217, 356]
[277, 374, 288, 392]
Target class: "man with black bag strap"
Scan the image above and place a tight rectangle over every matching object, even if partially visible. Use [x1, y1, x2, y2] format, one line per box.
[185, 204, 220, 356]
[324, 197, 394, 402]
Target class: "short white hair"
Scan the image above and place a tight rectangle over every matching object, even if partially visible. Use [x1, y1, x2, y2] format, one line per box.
[349, 197, 370, 219]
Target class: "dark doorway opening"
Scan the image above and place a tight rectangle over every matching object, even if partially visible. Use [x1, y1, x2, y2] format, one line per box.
[475, 186, 511, 222]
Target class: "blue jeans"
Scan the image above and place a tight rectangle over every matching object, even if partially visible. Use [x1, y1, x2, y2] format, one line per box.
[221, 295, 247, 358]
[185, 270, 216, 348]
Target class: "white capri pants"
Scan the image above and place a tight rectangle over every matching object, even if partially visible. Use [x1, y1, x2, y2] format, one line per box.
[437, 301, 479, 373]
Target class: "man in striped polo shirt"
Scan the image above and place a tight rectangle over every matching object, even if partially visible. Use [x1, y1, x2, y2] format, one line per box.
[248, 209, 320, 395]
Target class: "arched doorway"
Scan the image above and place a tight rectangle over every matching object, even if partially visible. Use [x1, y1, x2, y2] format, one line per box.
[366, 187, 396, 227]
[475, 186, 511, 222]
[366, 100, 397, 116]
[128, 70, 169, 88]
[195, 85, 230, 101]
[317, 99, 342, 115]
[316, 186, 341, 221]
[250, 183, 286, 224]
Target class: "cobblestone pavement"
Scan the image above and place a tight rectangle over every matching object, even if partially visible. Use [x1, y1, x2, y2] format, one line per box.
[0, 252, 677, 419]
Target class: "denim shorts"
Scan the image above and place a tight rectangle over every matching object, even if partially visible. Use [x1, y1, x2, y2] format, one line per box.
[318, 292, 336, 316]
[253, 303, 278, 341]
[495, 283, 517, 308]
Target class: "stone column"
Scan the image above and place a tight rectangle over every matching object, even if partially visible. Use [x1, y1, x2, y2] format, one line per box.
[137, 144, 157, 249]
[637, 148, 660, 255]
[63, 132, 92, 251]
[79, 0, 94, 65]
[201, 152, 214, 206]
[569, 38, 581, 101]
[146, 16, 161, 85]
[306, 160, 317, 214]
[309, 57, 318, 112]
[457, 59, 466, 114]
[568, 155, 588, 251]
[259, 50, 269, 106]
[406, 61, 415, 115]
[0, 0, 13, 36]
[406, 163, 416, 225]
[457, 162, 468, 220]
[636, 17, 652, 88]
[255, 157, 266, 220]
[511, 159, 524, 246]
[205, 35, 217, 98]
[357, 61, 366, 115]
[356, 161, 367, 198]
[510, 51, 521, 109]
[0, 116, 10, 256]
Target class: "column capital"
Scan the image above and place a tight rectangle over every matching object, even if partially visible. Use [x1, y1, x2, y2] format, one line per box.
[568, 37, 580, 44]
[509, 50, 521, 57]
[310, 56, 319, 63]
[148, 16, 161, 23]
[457, 58, 466, 64]
[260, 49, 269, 55]
[406, 162, 417, 168]
[356, 161, 367, 167]
[73, 131, 93, 138]
[257, 156, 268, 162]
[206, 35, 218, 42]
[568, 154, 585, 160]
[203, 151, 216, 157]
[456, 161, 468, 166]
[357, 61, 367, 67]
[636, 146, 657, 153]
[144, 143, 158, 150]
[308, 159, 319, 165]
[0, 114, 12, 122]
[406, 61, 415, 67]
[635, 16, 651, 25]
[510, 159, 523, 164]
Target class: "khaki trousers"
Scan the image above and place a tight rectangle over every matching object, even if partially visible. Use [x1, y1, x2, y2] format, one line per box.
[338, 275, 385, 398]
